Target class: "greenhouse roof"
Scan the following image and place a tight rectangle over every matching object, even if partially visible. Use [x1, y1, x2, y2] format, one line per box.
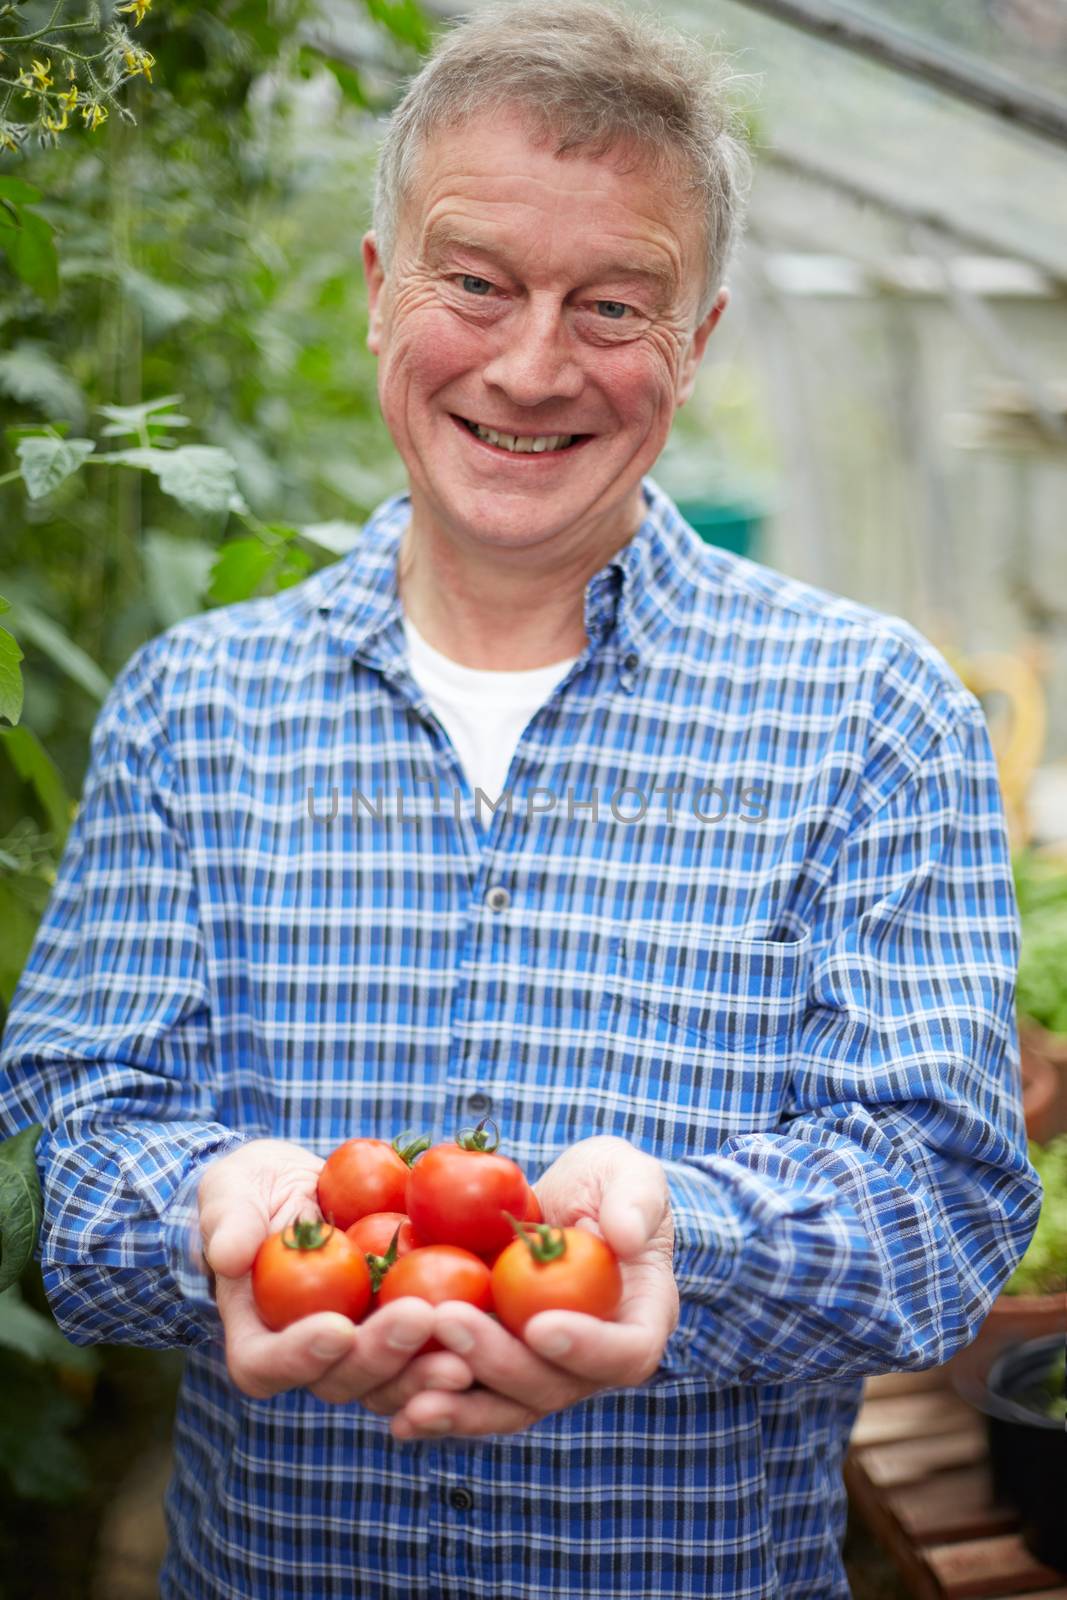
[421, 0, 1067, 283]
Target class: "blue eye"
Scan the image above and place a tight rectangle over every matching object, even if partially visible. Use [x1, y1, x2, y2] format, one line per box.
[459, 275, 492, 295]
[596, 300, 629, 320]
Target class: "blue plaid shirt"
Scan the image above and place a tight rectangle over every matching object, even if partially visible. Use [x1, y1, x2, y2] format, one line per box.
[0, 476, 1040, 1599]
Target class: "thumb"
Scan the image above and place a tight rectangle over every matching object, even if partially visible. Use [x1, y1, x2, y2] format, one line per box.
[597, 1154, 669, 1258]
[200, 1187, 273, 1282]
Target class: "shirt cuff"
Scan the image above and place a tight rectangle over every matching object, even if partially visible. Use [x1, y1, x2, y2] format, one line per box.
[657, 1158, 747, 1378]
[160, 1136, 248, 1339]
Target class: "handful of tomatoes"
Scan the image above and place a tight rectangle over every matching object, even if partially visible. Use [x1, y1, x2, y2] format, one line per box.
[251, 1118, 623, 1352]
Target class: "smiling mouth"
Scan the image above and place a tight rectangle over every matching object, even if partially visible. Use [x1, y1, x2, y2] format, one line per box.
[453, 414, 589, 454]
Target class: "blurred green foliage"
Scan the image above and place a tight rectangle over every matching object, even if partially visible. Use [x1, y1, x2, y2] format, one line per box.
[0, 0, 430, 1527]
[1, 0, 433, 1026]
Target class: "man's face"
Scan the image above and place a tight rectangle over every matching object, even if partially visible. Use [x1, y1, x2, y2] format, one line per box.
[363, 108, 726, 559]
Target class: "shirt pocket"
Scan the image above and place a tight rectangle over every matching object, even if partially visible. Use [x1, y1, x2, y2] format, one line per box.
[592, 923, 812, 1154]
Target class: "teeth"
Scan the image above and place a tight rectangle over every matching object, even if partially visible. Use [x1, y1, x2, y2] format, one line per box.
[468, 419, 574, 452]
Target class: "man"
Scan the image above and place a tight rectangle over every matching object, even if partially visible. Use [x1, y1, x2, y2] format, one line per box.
[0, 3, 1040, 1597]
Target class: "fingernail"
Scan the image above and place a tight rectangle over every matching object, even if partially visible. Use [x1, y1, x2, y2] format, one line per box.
[437, 1320, 474, 1353]
[311, 1336, 351, 1360]
[387, 1325, 426, 1351]
[532, 1331, 572, 1357]
[425, 1416, 453, 1433]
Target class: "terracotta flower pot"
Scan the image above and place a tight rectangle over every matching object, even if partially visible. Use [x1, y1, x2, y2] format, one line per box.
[947, 1289, 1067, 1385]
[1021, 1034, 1059, 1143]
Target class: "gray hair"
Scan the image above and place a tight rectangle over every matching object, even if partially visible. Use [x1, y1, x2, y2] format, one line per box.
[371, 0, 752, 323]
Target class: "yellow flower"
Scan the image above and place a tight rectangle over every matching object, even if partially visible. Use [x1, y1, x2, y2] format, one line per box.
[42, 108, 69, 133]
[122, 45, 155, 81]
[31, 58, 52, 87]
[118, 0, 152, 22]
[81, 101, 109, 132]
[58, 84, 79, 111]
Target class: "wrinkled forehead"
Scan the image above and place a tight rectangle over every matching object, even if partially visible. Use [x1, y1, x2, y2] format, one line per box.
[396, 102, 699, 247]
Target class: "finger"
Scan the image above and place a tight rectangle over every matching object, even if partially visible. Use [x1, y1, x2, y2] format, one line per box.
[306, 1296, 441, 1406]
[392, 1386, 538, 1440]
[429, 1302, 588, 1414]
[217, 1271, 362, 1399]
[359, 1350, 475, 1416]
[521, 1301, 671, 1387]
[597, 1153, 670, 1258]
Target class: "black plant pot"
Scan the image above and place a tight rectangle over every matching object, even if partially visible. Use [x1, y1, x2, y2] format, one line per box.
[960, 1333, 1066, 1574]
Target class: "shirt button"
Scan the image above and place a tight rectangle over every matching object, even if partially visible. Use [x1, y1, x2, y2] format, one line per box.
[467, 1091, 492, 1116]
[623, 651, 639, 671]
[485, 885, 510, 911]
[448, 1487, 474, 1511]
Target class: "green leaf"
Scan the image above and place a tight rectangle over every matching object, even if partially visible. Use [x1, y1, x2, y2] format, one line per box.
[0, 873, 49, 1009]
[207, 539, 276, 605]
[15, 435, 95, 500]
[275, 547, 313, 590]
[0, 726, 71, 845]
[0, 1286, 97, 1368]
[0, 627, 24, 726]
[5, 602, 111, 703]
[142, 529, 215, 626]
[0, 1125, 43, 1293]
[0, 343, 87, 426]
[299, 45, 371, 107]
[300, 520, 363, 555]
[123, 267, 195, 337]
[98, 443, 246, 517]
[95, 394, 185, 441]
[364, 0, 433, 53]
[154, 446, 247, 516]
[0, 178, 42, 206]
[0, 207, 59, 304]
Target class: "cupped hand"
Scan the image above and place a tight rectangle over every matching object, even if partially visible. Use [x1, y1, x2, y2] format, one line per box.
[197, 1138, 476, 1408]
[371, 1134, 678, 1439]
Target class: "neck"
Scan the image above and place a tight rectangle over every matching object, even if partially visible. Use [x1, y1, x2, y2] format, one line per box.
[397, 489, 642, 670]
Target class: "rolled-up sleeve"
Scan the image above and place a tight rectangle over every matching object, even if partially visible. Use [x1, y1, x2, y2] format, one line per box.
[660, 696, 1042, 1383]
[0, 638, 245, 1349]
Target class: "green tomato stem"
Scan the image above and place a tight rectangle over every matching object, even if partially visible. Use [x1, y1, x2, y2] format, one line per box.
[392, 1130, 432, 1165]
[503, 1210, 567, 1263]
[456, 1115, 500, 1153]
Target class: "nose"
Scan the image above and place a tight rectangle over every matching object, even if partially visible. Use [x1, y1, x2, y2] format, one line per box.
[480, 295, 584, 408]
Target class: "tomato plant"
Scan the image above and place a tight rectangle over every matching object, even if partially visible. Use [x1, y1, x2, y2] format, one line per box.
[374, 1243, 494, 1354]
[251, 1218, 372, 1331]
[406, 1119, 529, 1259]
[490, 1215, 622, 1338]
[318, 1132, 430, 1231]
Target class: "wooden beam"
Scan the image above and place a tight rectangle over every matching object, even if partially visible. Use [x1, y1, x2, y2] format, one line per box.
[727, 0, 1067, 149]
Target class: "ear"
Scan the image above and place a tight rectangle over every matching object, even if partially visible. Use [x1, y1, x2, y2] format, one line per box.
[676, 287, 729, 407]
[362, 230, 386, 356]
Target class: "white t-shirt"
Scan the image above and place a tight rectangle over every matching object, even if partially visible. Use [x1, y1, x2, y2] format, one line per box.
[402, 611, 580, 803]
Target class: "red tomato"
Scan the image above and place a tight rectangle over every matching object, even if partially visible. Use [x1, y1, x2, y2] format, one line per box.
[251, 1218, 372, 1332]
[482, 1182, 544, 1267]
[346, 1211, 423, 1294]
[345, 1212, 421, 1258]
[317, 1133, 429, 1231]
[490, 1222, 622, 1339]
[406, 1121, 529, 1259]
[375, 1244, 493, 1354]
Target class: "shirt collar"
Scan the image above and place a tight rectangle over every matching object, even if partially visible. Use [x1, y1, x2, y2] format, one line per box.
[305, 473, 704, 691]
